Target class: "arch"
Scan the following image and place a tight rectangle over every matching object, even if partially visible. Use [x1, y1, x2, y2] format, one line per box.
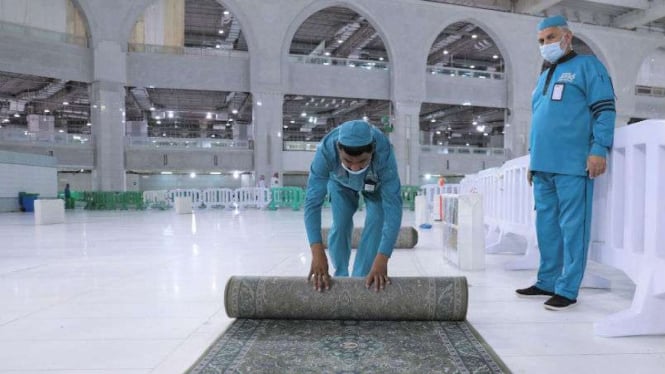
[281, 1, 396, 71]
[633, 42, 665, 86]
[67, 0, 93, 47]
[121, 0, 257, 53]
[422, 16, 513, 82]
[569, 32, 610, 66]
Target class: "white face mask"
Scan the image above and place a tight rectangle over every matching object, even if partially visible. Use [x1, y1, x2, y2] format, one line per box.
[540, 37, 566, 63]
[341, 162, 369, 175]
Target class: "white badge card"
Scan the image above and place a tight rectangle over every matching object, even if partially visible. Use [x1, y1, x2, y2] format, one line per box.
[551, 83, 565, 101]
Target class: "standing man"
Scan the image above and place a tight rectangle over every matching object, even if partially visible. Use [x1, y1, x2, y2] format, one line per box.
[516, 15, 616, 310]
[304, 120, 402, 292]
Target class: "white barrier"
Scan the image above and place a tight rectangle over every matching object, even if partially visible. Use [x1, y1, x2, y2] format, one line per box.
[34, 199, 65, 225]
[201, 188, 235, 209]
[143, 190, 170, 209]
[589, 120, 665, 337]
[169, 189, 202, 208]
[439, 193, 485, 270]
[463, 120, 665, 336]
[234, 187, 271, 209]
[419, 184, 460, 222]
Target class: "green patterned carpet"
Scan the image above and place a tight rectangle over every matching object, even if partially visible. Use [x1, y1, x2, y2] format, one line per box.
[188, 319, 509, 373]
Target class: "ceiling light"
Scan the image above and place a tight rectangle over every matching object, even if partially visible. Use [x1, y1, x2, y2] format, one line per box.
[338, 39, 343, 43]
[492, 55, 499, 59]
[232, 109, 238, 114]
[379, 57, 384, 61]
[167, 111, 174, 118]
[156, 120, 161, 124]
[430, 119, 436, 123]
[62, 102, 69, 105]
[206, 112, 212, 119]
[471, 34, 478, 39]
[301, 112, 307, 117]
[190, 172, 196, 178]
[469, 65, 475, 69]
[13, 113, 20, 118]
[283, 125, 288, 129]
[161, 171, 172, 175]
[150, 107, 156, 111]
[233, 171, 240, 179]
[443, 50, 449, 55]
[224, 10, 230, 15]
[215, 44, 221, 49]
[211, 134, 216, 138]
[436, 131, 441, 135]
[44, 109, 50, 113]
[476, 125, 486, 132]
[1, 119, 9, 123]
[466, 143, 470, 146]
[363, 116, 369, 121]
[483, 133, 488, 136]
[462, 102, 471, 106]
[162, 133, 166, 137]
[256, 101, 262, 106]
[210, 172, 221, 175]
[325, 52, 330, 56]
[86, 122, 92, 126]
[472, 121, 478, 125]
[290, 120, 295, 124]
[450, 73, 455, 77]
[218, 29, 224, 34]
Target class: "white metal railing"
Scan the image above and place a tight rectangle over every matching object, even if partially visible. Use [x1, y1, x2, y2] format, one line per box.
[126, 136, 251, 149]
[283, 141, 320, 151]
[0, 20, 87, 47]
[439, 193, 485, 270]
[0, 128, 93, 145]
[426, 65, 504, 80]
[462, 119, 665, 337]
[634, 85, 665, 97]
[421, 145, 506, 156]
[144, 187, 271, 210]
[128, 43, 249, 58]
[289, 54, 390, 70]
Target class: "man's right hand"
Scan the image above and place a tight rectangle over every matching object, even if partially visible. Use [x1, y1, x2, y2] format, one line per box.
[308, 243, 331, 292]
[527, 170, 533, 186]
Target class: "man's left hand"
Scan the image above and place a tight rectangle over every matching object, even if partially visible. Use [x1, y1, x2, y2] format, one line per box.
[586, 155, 607, 179]
[365, 253, 390, 292]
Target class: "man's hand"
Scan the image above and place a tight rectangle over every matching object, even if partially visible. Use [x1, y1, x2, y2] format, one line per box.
[586, 155, 607, 179]
[365, 253, 390, 292]
[527, 170, 533, 186]
[308, 243, 330, 292]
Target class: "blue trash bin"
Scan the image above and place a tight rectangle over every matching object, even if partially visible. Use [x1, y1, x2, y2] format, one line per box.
[19, 193, 39, 212]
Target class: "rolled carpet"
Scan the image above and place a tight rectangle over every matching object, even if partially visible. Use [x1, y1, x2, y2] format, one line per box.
[321, 226, 419, 249]
[225, 276, 468, 321]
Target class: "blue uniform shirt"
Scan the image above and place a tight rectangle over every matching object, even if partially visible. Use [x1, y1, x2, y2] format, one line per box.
[304, 126, 402, 257]
[530, 52, 616, 176]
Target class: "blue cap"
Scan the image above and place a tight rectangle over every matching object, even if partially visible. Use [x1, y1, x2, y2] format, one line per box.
[338, 120, 374, 147]
[538, 15, 568, 31]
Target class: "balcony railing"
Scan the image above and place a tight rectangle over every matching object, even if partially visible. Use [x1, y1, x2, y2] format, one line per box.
[0, 128, 92, 145]
[289, 54, 390, 70]
[126, 136, 251, 149]
[0, 20, 87, 47]
[420, 145, 506, 156]
[426, 65, 504, 80]
[635, 85, 665, 97]
[128, 43, 249, 58]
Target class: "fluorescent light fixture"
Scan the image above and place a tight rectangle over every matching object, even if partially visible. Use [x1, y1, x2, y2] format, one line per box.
[430, 119, 436, 123]
[425, 173, 432, 180]
[470, 65, 475, 69]
[13, 113, 20, 117]
[443, 50, 449, 55]
[44, 109, 50, 113]
[150, 107, 156, 111]
[325, 52, 330, 56]
[62, 102, 69, 105]
[223, 10, 230, 15]
[218, 29, 224, 34]
[189, 172, 196, 178]
[301, 112, 307, 117]
[167, 111, 174, 118]
[493, 55, 499, 59]
[290, 120, 295, 124]
[231, 109, 238, 114]
[462, 102, 471, 106]
[471, 34, 478, 39]
[210, 172, 222, 175]
[161, 171, 173, 175]
[58, 129, 64, 133]
[233, 171, 240, 179]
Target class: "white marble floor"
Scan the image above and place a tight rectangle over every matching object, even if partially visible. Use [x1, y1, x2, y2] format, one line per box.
[0, 208, 663, 374]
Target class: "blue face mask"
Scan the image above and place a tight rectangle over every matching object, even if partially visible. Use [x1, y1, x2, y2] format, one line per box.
[341, 162, 369, 175]
[540, 38, 565, 63]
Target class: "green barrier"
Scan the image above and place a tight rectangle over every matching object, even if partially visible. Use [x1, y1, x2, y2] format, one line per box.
[268, 187, 305, 211]
[82, 191, 145, 211]
[401, 185, 419, 211]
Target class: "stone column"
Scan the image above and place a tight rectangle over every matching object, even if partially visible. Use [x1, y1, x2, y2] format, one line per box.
[90, 40, 127, 191]
[251, 91, 283, 181]
[391, 101, 422, 185]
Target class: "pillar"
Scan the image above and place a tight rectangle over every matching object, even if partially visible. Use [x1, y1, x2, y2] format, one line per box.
[392, 101, 422, 186]
[251, 91, 283, 182]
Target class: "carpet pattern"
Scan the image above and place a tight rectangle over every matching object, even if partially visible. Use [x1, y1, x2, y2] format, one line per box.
[188, 319, 508, 373]
[225, 276, 467, 321]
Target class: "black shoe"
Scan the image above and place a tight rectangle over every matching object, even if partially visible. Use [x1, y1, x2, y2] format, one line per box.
[544, 294, 577, 310]
[515, 285, 555, 297]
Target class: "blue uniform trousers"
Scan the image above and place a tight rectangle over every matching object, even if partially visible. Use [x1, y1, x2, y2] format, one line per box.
[533, 172, 594, 300]
[327, 180, 383, 277]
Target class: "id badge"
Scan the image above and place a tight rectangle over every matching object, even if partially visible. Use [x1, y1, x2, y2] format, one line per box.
[551, 83, 565, 101]
[364, 181, 376, 192]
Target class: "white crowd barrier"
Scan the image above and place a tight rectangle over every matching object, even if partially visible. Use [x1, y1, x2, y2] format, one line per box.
[589, 120, 665, 337]
[462, 119, 665, 336]
[169, 189, 202, 208]
[419, 184, 460, 222]
[202, 188, 235, 209]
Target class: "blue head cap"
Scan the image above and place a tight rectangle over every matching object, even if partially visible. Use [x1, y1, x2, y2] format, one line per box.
[338, 120, 374, 147]
[538, 15, 568, 31]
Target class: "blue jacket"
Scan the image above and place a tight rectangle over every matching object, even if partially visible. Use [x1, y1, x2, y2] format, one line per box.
[530, 52, 616, 176]
[304, 126, 402, 257]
